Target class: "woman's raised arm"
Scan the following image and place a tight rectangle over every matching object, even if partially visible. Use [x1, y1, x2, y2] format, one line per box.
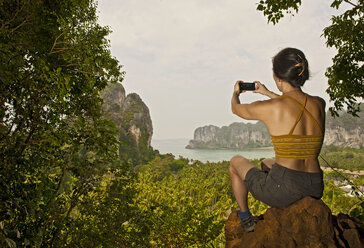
[231, 81, 276, 121]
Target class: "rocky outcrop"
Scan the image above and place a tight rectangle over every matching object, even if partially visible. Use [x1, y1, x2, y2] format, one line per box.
[325, 109, 364, 148]
[225, 197, 364, 248]
[186, 122, 272, 149]
[187, 110, 364, 149]
[101, 82, 154, 164]
[121, 93, 153, 147]
[325, 126, 363, 148]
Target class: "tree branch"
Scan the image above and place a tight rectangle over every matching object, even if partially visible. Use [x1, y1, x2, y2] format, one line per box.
[49, 31, 66, 55]
[343, 0, 358, 8]
[0, 2, 25, 30]
[18, 125, 36, 156]
[71, 69, 95, 75]
[9, 18, 27, 34]
[48, 47, 71, 55]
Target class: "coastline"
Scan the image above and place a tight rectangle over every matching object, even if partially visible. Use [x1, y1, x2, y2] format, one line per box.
[185, 146, 274, 150]
[152, 138, 275, 162]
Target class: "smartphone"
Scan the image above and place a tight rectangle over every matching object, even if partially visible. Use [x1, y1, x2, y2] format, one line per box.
[239, 82, 256, 91]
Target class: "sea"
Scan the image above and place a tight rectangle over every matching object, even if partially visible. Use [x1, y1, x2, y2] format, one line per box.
[151, 139, 275, 163]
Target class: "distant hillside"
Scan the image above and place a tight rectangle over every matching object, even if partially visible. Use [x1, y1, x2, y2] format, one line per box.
[186, 108, 364, 149]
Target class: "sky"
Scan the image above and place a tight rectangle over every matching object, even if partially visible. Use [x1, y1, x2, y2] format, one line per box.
[97, 0, 346, 140]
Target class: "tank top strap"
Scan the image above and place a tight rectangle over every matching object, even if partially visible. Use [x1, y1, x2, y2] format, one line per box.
[302, 106, 324, 135]
[280, 94, 323, 135]
[282, 94, 307, 135]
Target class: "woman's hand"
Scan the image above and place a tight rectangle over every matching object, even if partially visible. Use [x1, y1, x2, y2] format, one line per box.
[253, 81, 280, 99]
[234, 80, 245, 96]
[234, 81, 241, 96]
[253, 81, 269, 95]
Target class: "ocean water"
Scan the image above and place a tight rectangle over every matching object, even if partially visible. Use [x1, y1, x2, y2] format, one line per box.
[152, 139, 275, 163]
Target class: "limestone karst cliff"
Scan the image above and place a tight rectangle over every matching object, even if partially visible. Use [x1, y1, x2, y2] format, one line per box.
[325, 108, 364, 148]
[187, 110, 364, 149]
[186, 122, 272, 149]
[101, 82, 154, 164]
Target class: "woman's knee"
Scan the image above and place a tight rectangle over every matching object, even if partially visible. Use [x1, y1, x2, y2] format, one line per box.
[230, 155, 243, 163]
[230, 155, 244, 167]
[229, 155, 248, 173]
[230, 155, 241, 174]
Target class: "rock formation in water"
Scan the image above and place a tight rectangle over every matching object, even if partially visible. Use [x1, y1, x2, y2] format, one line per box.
[225, 197, 364, 248]
[186, 122, 272, 149]
[101, 82, 154, 164]
[187, 109, 364, 149]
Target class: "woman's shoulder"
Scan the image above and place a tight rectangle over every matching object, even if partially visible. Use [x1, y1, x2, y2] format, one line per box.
[306, 94, 326, 109]
[255, 97, 285, 108]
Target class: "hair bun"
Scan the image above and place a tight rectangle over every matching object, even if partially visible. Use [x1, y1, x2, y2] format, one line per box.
[273, 48, 309, 87]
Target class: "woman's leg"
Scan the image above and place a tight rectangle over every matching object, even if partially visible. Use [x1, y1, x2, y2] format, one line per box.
[229, 155, 255, 212]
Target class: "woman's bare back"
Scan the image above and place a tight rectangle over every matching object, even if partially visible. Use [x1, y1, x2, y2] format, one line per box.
[261, 91, 326, 172]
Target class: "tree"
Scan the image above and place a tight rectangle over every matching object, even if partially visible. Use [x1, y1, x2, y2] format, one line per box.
[256, 0, 364, 116]
[0, 0, 124, 246]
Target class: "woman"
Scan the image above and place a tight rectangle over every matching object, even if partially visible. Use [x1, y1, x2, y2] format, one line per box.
[230, 47, 326, 232]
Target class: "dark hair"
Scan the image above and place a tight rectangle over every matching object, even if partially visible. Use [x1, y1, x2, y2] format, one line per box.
[272, 47, 309, 88]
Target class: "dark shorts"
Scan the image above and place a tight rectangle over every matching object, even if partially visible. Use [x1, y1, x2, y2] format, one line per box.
[244, 163, 324, 207]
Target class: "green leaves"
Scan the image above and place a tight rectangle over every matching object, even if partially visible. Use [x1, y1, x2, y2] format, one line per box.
[0, 0, 125, 246]
[134, 158, 231, 246]
[131, 156, 269, 247]
[348, 201, 364, 221]
[330, 0, 344, 9]
[256, 0, 302, 25]
[323, 4, 364, 116]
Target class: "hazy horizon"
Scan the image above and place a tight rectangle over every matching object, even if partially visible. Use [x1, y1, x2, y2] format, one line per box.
[97, 0, 347, 140]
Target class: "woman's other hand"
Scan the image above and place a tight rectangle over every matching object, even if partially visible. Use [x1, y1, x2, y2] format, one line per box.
[253, 81, 269, 95]
[253, 81, 280, 99]
[234, 81, 245, 96]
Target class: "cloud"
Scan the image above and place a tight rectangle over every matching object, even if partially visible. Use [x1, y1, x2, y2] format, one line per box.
[98, 0, 344, 139]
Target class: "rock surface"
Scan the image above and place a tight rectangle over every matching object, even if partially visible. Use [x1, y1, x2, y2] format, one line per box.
[225, 197, 364, 248]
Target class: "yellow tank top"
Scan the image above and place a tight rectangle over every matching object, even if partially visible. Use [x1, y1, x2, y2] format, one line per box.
[270, 94, 324, 159]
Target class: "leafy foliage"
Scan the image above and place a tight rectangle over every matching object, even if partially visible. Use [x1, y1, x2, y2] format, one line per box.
[320, 146, 364, 171]
[133, 156, 235, 247]
[256, 0, 364, 116]
[130, 153, 362, 247]
[256, 0, 302, 24]
[0, 0, 126, 246]
[323, 3, 364, 116]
